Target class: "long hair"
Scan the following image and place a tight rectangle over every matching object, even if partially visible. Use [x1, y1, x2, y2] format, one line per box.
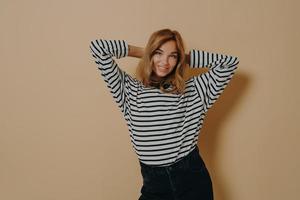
[136, 29, 187, 94]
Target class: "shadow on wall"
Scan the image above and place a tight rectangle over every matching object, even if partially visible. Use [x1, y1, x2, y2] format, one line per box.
[188, 69, 249, 200]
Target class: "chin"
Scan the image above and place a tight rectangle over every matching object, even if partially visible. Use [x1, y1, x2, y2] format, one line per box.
[155, 70, 172, 77]
[156, 72, 169, 78]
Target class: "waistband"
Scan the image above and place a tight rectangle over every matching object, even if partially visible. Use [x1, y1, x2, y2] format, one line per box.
[139, 146, 200, 172]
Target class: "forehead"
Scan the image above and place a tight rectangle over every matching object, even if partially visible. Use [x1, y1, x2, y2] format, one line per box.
[158, 40, 178, 53]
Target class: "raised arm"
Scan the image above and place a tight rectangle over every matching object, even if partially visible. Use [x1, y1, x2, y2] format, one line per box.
[89, 39, 133, 114]
[188, 49, 240, 112]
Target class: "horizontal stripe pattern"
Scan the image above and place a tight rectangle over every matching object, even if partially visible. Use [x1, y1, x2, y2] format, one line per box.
[89, 39, 239, 166]
[190, 49, 240, 112]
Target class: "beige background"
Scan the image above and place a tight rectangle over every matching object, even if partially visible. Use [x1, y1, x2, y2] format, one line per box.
[1, 0, 299, 199]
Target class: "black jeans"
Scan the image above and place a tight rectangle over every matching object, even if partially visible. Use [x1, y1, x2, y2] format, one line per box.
[138, 146, 213, 200]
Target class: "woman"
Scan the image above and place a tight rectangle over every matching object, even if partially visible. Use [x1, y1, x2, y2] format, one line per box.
[89, 28, 239, 200]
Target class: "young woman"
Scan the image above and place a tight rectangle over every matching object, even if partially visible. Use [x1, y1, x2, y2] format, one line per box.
[89, 28, 239, 200]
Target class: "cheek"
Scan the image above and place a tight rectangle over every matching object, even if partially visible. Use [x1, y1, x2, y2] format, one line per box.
[170, 59, 178, 68]
[170, 65, 177, 72]
[153, 56, 160, 64]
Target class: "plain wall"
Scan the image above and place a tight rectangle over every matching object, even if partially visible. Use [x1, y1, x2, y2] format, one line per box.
[1, 0, 299, 199]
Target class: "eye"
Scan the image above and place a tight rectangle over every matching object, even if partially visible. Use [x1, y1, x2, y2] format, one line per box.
[170, 54, 178, 59]
[154, 51, 162, 55]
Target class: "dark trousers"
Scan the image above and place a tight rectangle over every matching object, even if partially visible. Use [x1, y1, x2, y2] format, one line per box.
[138, 146, 213, 200]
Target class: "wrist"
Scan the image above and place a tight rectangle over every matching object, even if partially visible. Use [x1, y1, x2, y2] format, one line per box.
[128, 45, 144, 58]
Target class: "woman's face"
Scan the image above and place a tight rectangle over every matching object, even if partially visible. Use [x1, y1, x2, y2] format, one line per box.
[152, 40, 178, 78]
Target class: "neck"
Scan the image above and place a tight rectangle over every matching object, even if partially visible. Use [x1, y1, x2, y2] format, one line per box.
[150, 73, 163, 82]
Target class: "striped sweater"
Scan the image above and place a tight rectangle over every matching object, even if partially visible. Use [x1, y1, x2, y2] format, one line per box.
[89, 39, 239, 166]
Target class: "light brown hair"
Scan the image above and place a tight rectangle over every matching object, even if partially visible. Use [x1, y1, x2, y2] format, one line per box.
[136, 29, 187, 94]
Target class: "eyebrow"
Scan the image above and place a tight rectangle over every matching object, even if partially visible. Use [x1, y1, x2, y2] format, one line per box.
[156, 49, 178, 54]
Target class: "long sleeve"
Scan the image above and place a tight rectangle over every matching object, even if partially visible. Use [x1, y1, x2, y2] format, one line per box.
[89, 39, 132, 114]
[189, 49, 239, 112]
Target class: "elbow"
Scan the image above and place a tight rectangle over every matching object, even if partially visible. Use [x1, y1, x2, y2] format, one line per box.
[232, 56, 240, 66]
[226, 56, 239, 69]
[89, 39, 106, 56]
[89, 40, 96, 51]
[90, 39, 98, 48]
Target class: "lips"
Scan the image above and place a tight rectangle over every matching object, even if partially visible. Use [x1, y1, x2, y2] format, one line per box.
[158, 65, 169, 71]
[154, 64, 171, 77]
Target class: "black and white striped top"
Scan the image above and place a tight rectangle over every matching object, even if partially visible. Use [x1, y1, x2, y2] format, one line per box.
[89, 39, 239, 166]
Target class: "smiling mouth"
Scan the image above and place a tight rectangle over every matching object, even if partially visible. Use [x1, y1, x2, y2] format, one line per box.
[158, 66, 169, 70]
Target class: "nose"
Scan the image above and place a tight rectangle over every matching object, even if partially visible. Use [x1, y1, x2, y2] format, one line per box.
[160, 55, 169, 65]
